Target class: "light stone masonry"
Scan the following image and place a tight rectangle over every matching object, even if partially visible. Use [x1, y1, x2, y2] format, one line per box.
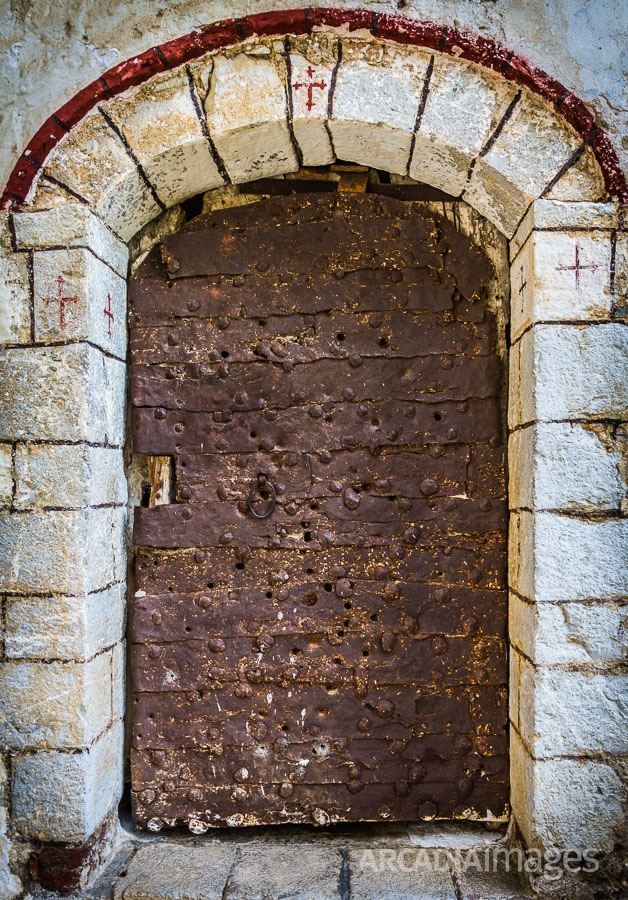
[330, 41, 431, 175]
[0, 650, 113, 749]
[33, 248, 127, 357]
[103, 68, 225, 207]
[0, 444, 11, 509]
[0, 217, 31, 346]
[14, 444, 126, 509]
[509, 423, 625, 512]
[12, 719, 123, 842]
[5, 584, 125, 660]
[288, 41, 335, 166]
[206, 52, 298, 184]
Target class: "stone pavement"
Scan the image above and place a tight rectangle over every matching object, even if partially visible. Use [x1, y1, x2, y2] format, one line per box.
[85, 823, 533, 900]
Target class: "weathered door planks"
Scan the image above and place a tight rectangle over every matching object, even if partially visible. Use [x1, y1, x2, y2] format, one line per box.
[129, 193, 508, 831]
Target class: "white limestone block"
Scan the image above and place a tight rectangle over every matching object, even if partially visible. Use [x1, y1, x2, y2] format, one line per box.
[33, 248, 126, 357]
[44, 108, 162, 241]
[330, 40, 431, 175]
[0, 445, 12, 510]
[14, 444, 126, 509]
[0, 216, 31, 346]
[510, 231, 612, 340]
[545, 146, 606, 202]
[410, 57, 516, 196]
[0, 651, 113, 749]
[509, 323, 628, 427]
[12, 204, 128, 278]
[509, 422, 625, 512]
[5, 584, 124, 660]
[206, 53, 298, 183]
[12, 720, 123, 841]
[510, 592, 628, 665]
[103, 69, 224, 207]
[465, 93, 581, 237]
[289, 52, 334, 166]
[510, 199, 619, 261]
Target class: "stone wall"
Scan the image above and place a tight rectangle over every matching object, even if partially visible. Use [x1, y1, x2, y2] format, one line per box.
[0, 8, 627, 897]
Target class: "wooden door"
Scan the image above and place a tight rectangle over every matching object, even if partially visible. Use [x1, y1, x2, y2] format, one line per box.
[128, 193, 508, 831]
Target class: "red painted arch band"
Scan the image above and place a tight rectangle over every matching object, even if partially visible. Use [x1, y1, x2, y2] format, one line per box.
[2, 6, 626, 210]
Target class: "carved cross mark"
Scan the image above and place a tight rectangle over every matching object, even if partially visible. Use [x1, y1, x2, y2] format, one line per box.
[43, 275, 79, 329]
[555, 243, 599, 291]
[104, 292, 114, 338]
[293, 66, 327, 112]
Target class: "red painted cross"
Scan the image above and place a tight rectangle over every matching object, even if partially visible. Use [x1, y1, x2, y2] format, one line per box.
[103, 292, 114, 338]
[555, 243, 599, 291]
[293, 66, 327, 112]
[43, 275, 79, 330]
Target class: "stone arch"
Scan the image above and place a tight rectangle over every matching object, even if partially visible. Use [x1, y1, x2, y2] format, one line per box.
[1, 8, 627, 888]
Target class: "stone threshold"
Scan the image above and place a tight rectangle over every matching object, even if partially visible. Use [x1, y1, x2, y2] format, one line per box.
[76, 821, 532, 900]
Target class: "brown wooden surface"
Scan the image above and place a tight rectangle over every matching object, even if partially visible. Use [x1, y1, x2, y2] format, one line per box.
[129, 194, 508, 831]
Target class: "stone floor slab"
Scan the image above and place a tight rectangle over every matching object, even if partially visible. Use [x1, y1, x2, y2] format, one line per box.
[113, 843, 236, 900]
[226, 845, 344, 900]
[348, 848, 457, 900]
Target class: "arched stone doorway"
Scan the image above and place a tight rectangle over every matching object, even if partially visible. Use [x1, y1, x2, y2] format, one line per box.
[1, 8, 626, 891]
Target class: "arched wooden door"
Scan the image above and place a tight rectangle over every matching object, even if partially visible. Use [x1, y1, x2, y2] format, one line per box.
[128, 193, 508, 831]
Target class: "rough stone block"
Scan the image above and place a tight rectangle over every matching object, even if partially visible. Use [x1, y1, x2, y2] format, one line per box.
[349, 849, 456, 899]
[614, 232, 628, 314]
[509, 648, 521, 732]
[510, 592, 628, 665]
[12, 204, 128, 278]
[44, 108, 162, 242]
[289, 47, 335, 166]
[206, 52, 298, 184]
[12, 720, 123, 842]
[103, 69, 224, 207]
[0, 651, 112, 749]
[545, 146, 605, 202]
[0, 344, 125, 444]
[510, 231, 613, 340]
[5, 584, 125, 660]
[111, 640, 126, 721]
[33, 248, 126, 356]
[465, 94, 581, 238]
[510, 200, 619, 261]
[510, 510, 628, 602]
[511, 729, 625, 853]
[518, 656, 628, 756]
[14, 444, 126, 509]
[0, 506, 126, 595]
[508, 324, 628, 427]
[0, 444, 12, 510]
[114, 843, 235, 900]
[227, 845, 342, 900]
[0, 217, 31, 346]
[410, 57, 516, 196]
[509, 423, 625, 512]
[330, 41, 430, 175]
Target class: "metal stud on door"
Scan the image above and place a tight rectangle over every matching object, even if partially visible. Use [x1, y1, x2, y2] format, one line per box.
[129, 193, 508, 830]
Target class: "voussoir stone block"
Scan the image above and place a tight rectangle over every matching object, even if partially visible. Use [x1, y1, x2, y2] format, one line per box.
[510, 231, 613, 340]
[14, 444, 126, 509]
[12, 720, 123, 842]
[5, 583, 125, 660]
[0, 506, 126, 595]
[465, 93, 581, 237]
[508, 323, 628, 427]
[510, 510, 628, 602]
[206, 51, 298, 184]
[103, 68, 224, 208]
[40, 108, 162, 242]
[511, 730, 625, 853]
[410, 56, 516, 197]
[33, 248, 126, 356]
[545, 146, 606, 202]
[288, 34, 337, 166]
[0, 651, 113, 749]
[509, 423, 625, 512]
[0, 216, 31, 346]
[330, 40, 430, 175]
[509, 592, 628, 665]
[0, 344, 125, 444]
[12, 204, 128, 278]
